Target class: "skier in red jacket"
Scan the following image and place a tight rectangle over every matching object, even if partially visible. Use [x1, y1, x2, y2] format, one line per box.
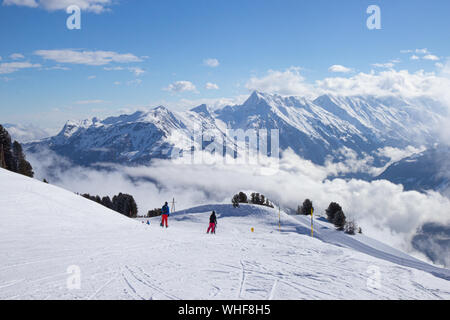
[207, 211, 217, 234]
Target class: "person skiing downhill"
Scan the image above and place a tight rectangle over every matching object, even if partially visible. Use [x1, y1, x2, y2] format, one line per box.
[161, 202, 170, 228]
[207, 211, 217, 234]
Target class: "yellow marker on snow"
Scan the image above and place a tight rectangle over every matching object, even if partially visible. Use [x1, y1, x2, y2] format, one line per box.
[311, 207, 314, 238]
[251, 227, 254, 233]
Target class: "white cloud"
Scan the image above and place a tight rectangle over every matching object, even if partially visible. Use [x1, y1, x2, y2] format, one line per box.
[104, 66, 145, 76]
[205, 82, 219, 90]
[87, 75, 96, 80]
[375, 146, 425, 163]
[203, 58, 220, 68]
[245, 66, 450, 104]
[10, 53, 25, 60]
[372, 62, 395, 69]
[243, 65, 450, 120]
[0, 61, 41, 74]
[3, 0, 38, 8]
[3, 0, 113, 13]
[246, 67, 314, 97]
[127, 79, 142, 86]
[416, 48, 430, 54]
[128, 67, 145, 76]
[441, 60, 450, 76]
[315, 69, 450, 105]
[44, 65, 70, 71]
[104, 66, 124, 71]
[410, 55, 420, 60]
[75, 99, 105, 105]
[328, 65, 352, 73]
[423, 54, 440, 61]
[28, 148, 450, 261]
[3, 123, 55, 142]
[149, 95, 248, 112]
[164, 81, 197, 93]
[34, 49, 142, 66]
[400, 50, 413, 54]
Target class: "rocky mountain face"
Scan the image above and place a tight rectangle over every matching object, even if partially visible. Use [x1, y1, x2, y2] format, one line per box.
[376, 146, 450, 194]
[25, 91, 446, 169]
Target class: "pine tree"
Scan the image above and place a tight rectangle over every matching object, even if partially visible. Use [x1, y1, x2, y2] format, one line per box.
[101, 196, 113, 209]
[334, 210, 346, 231]
[260, 194, 265, 205]
[238, 192, 248, 203]
[300, 199, 313, 215]
[325, 202, 342, 223]
[0, 143, 6, 169]
[232, 194, 240, 208]
[0, 125, 14, 171]
[112, 193, 138, 217]
[13, 141, 33, 177]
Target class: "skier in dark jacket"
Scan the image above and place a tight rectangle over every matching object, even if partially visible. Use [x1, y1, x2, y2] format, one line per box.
[161, 202, 170, 228]
[207, 211, 217, 234]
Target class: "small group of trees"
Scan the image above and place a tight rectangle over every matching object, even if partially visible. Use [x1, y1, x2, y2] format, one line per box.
[297, 199, 314, 216]
[325, 202, 361, 234]
[296, 198, 361, 235]
[82, 192, 138, 218]
[0, 125, 34, 178]
[147, 208, 162, 217]
[325, 202, 347, 231]
[232, 192, 274, 208]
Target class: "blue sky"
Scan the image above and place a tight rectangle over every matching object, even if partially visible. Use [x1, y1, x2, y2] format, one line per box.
[1, 0, 449, 129]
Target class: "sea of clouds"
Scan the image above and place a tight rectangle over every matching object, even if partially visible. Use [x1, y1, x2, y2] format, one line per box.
[28, 147, 450, 267]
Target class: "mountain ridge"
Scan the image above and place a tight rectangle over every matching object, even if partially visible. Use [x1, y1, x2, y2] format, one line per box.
[25, 91, 446, 167]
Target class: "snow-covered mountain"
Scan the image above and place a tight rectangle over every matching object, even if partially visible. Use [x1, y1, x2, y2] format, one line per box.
[25, 91, 446, 166]
[1, 168, 449, 299]
[376, 146, 450, 194]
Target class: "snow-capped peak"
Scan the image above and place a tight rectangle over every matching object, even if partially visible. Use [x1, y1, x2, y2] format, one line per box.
[26, 91, 446, 167]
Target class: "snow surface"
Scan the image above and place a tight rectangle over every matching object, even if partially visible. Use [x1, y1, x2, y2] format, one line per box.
[1, 168, 449, 300]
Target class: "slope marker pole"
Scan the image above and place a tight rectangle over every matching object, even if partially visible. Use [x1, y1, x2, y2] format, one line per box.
[278, 204, 281, 232]
[311, 207, 314, 238]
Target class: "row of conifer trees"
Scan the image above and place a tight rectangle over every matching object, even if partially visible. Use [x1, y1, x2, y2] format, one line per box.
[81, 193, 138, 218]
[0, 125, 33, 178]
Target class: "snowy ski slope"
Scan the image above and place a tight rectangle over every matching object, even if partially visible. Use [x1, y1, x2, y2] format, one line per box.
[0, 168, 449, 300]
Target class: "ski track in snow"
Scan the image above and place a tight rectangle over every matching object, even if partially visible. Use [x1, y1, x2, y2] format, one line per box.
[1, 168, 449, 300]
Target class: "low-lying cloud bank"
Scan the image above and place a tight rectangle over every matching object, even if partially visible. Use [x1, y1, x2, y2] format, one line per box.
[28, 148, 450, 267]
